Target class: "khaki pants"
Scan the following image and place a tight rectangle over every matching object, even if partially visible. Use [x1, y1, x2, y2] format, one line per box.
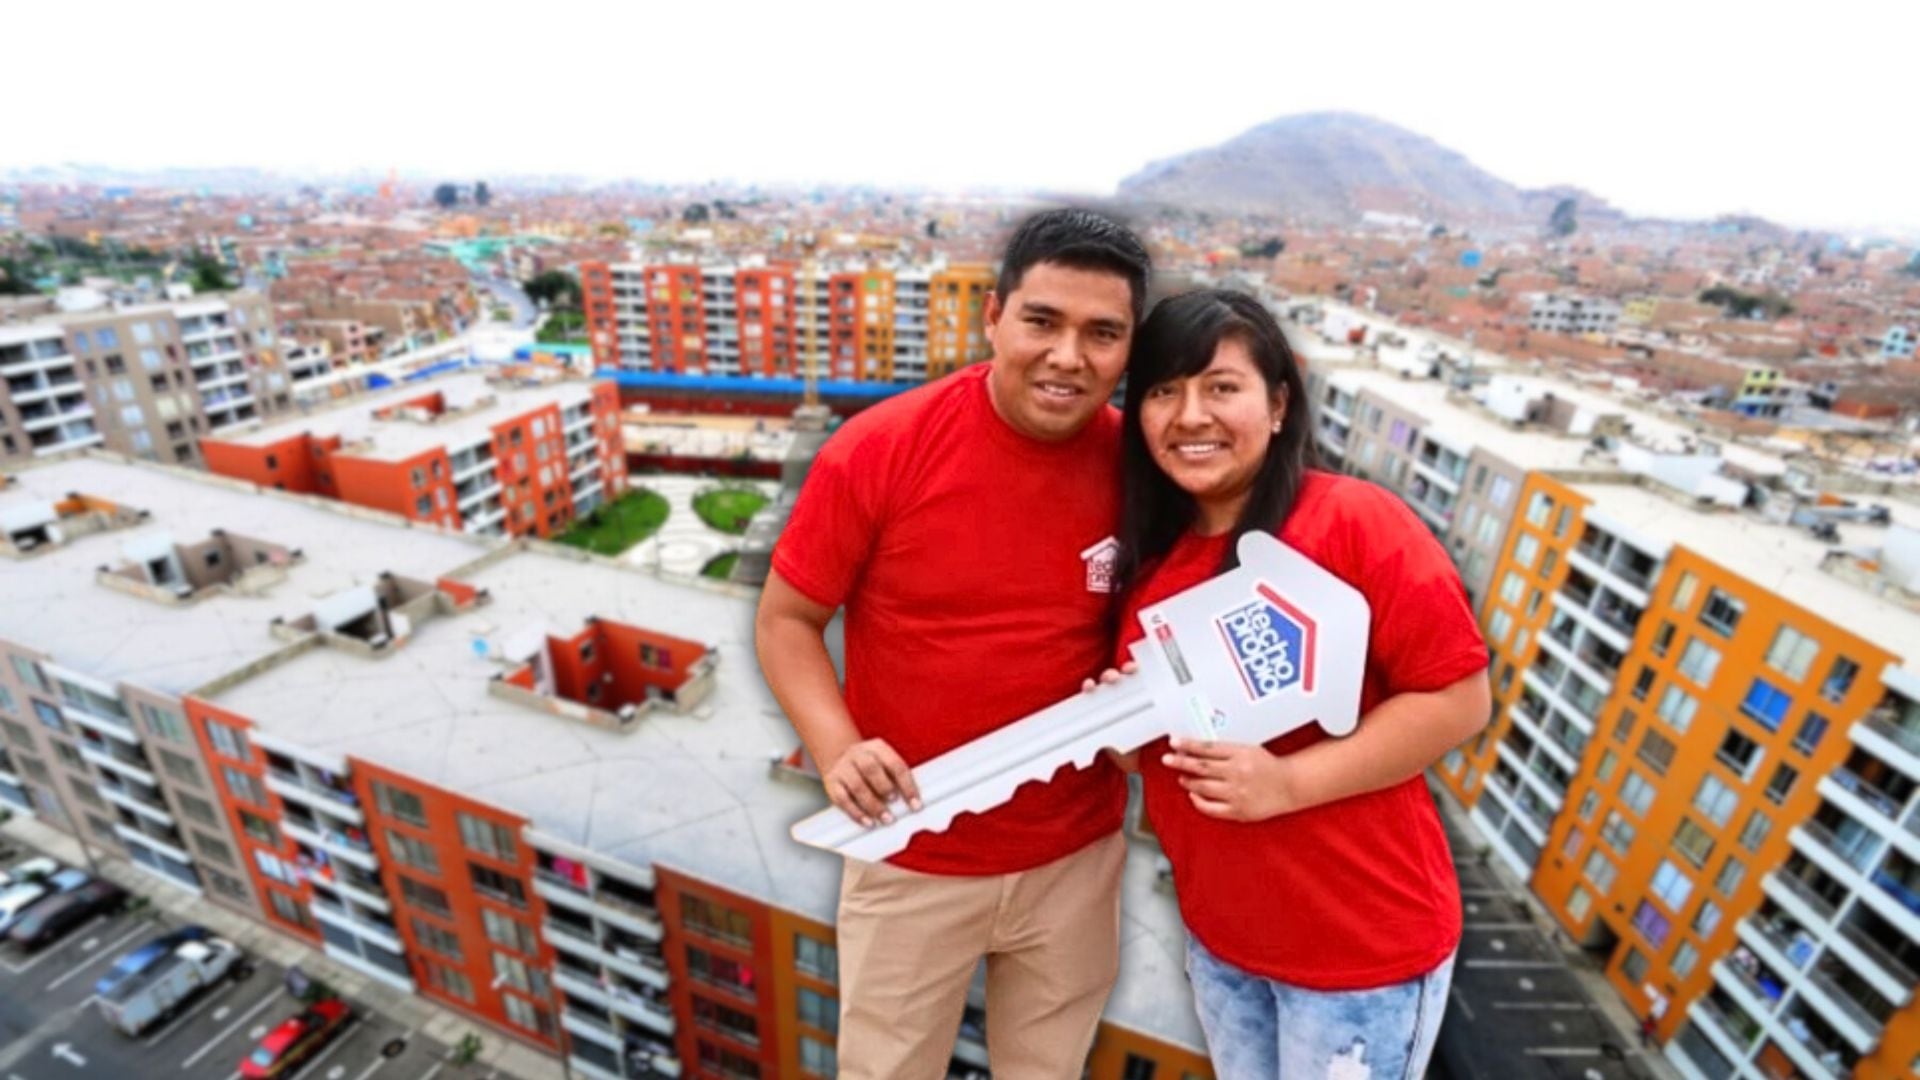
[835, 831, 1126, 1080]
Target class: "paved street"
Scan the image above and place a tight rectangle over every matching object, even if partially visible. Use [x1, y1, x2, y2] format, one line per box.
[623, 474, 777, 577]
[0, 826, 548, 1080]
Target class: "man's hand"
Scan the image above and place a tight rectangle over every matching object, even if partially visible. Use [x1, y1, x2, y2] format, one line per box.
[824, 739, 923, 828]
[1161, 737, 1296, 822]
[1082, 662, 1141, 772]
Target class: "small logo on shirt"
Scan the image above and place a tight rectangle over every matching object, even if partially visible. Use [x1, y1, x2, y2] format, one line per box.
[1081, 536, 1119, 594]
[1214, 582, 1319, 701]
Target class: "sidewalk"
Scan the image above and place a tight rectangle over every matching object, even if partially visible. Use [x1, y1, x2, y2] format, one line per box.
[1430, 786, 1683, 1080]
[1, 811, 565, 1080]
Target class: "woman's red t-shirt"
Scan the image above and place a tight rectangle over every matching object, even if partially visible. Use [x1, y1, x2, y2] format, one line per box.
[1117, 470, 1488, 989]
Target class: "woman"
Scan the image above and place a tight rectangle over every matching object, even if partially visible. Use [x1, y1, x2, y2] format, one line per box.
[1101, 290, 1491, 1079]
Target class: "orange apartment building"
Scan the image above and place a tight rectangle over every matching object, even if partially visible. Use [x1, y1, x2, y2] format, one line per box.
[0, 456, 1217, 1080]
[200, 372, 626, 541]
[582, 257, 993, 385]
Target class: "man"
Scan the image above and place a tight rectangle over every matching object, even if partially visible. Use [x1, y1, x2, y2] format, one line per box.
[755, 208, 1151, 1079]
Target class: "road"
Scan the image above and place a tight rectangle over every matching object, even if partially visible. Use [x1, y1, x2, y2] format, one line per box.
[0, 846, 496, 1080]
[472, 275, 537, 329]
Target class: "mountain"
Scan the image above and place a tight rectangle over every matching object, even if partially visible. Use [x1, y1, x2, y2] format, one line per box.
[1117, 112, 1617, 226]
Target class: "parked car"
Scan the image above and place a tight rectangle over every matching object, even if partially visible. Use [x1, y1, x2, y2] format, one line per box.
[0, 882, 50, 935]
[95, 924, 212, 996]
[45, 868, 91, 894]
[239, 999, 352, 1078]
[0, 856, 59, 887]
[98, 937, 244, 1037]
[5, 879, 128, 951]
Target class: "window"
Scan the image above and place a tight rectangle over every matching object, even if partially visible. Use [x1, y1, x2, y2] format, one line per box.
[684, 895, 753, 945]
[1714, 856, 1745, 896]
[1596, 749, 1618, 784]
[1650, 621, 1675, 657]
[1514, 534, 1540, 569]
[386, 829, 440, 874]
[1738, 810, 1772, 852]
[1673, 819, 1715, 868]
[1692, 899, 1721, 938]
[266, 889, 313, 930]
[157, 748, 201, 785]
[206, 721, 249, 761]
[412, 917, 463, 960]
[372, 781, 428, 827]
[400, 876, 452, 917]
[222, 765, 267, 806]
[1651, 859, 1694, 910]
[1620, 770, 1656, 816]
[139, 703, 190, 742]
[31, 700, 65, 732]
[457, 812, 517, 862]
[0, 718, 28, 746]
[1668, 573, 1699, 613]
[500, 994, 552, 1038]
[469, 864, 528, 909]
[1822, 657, 1859, 703]
[1636, 730, 1677, 776]
[1655, 686, 1697, 733]
[1716, 730, 1762, 780]
[1739, 678, 1791, 731]
[1621, 946, 1649, 985]
[1499, 572, 1525, 606]
[1700, 588, 1743, 636]
[1693, 775, 1737, 828]
[1576, 789, 1600, 823]
[1526, 492, 1553, 527]
[1764, 626, 1819, 682]
[1631, 900, 1672, 948]
[795, 934, 838, 983]
[9, 656, 48, 693]
[424, 961, 475, 1003]
[1566, 883, 1593, 922]
[1792, 712, 1830, 756]
[1487, 609, 1513, 647]
[695, 995, 761, 1045]
[205, 868, 249, 903]
[1614, 709, 1637, 743]
[1763, 762, 1799, 805]
[237, 809, 276, 844]
[1583, 849, 1617, 893]
[1671, 940, 1700, 979]
[1601, 811, 1636, 855]
[176, 792, 218, 826]
[1489, 475, 1515, 509]
[482, 908, 538, 955]
[799, 1033, 836, 1078]
[1553, 506, 1573, 538]
[1677, 639, 1721, 688]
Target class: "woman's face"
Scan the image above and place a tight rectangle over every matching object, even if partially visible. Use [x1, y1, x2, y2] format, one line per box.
[1139, 336, 1287, 515]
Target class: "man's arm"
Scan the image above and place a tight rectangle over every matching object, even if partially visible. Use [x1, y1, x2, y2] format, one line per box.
[755, 569, 920, 828]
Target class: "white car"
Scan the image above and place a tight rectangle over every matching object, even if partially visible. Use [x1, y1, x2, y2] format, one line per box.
[0, 857, 59, 888]
[0, 882, 50, 934]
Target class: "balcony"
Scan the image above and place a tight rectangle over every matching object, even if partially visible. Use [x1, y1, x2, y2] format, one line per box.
[606, 983, 676, 1037]
[592, 887, 664, 941]
[1765, 871, 1838, 927]
[310, 894, 405, 955]
[1856, 713, 1920, 778]
[1800, 967, 1883, 1052]
[265, 766, 364, 825]
[279, 816, 379, 872]
[79, 742, 158, 787]
[114, 821, 192, 865]
[97, 781, 175, 826]
[62, 700, 139, 743]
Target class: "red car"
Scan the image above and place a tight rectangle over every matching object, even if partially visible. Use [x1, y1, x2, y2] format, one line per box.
[239, 998, 352, 1078]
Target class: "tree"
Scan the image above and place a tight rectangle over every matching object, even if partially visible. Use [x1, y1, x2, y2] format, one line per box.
[925, 219, 939, 239]
[0, 257, 38, 296]
[433, 184, 459, 209]
[1239, 236, 1285, 259]
[474, 181, 491, 207]
[1547, 198, 1578, 238]
[189, 254, 232, 293]
[525, 270, 581, 309]
[682, 203, 711, 224]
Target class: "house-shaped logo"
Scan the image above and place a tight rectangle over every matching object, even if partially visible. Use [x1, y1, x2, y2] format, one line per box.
[1214, 581, 1318, 701]
[1081, 536, 1119, 594]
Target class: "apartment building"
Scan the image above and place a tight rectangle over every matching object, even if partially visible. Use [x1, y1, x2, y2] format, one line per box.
[200, 372, 626, 541]
[0, 455, 1215, 1080]
[1299, 307, 1920, 1079]
[1529, 293, 1623, 336]
[581, 257, 995, 384]
[1, 291, 308, 467]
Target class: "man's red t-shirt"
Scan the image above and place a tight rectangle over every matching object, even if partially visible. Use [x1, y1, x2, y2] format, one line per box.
[1117, 471, 1487, 989]
[773, 363, 1128, 875]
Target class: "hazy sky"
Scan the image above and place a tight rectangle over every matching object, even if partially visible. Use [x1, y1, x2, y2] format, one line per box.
[9, 1, 1915, 234]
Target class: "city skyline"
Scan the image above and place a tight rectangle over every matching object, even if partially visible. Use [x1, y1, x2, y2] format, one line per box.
[7, 0, 1918, 236]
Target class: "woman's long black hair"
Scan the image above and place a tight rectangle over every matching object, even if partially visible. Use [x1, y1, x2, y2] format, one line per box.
[1112, 288, 1319, 623]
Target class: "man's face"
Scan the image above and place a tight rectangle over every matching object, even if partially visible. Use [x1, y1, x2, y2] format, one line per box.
[982, 261, 1135, 442]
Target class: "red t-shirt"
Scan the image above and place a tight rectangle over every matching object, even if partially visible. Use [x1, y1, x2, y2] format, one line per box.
[773, 363, 1128, 875]
[1118, 471, 1487, 989]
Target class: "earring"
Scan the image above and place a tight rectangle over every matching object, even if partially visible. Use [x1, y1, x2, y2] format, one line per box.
[1270, 421, 1283, 433]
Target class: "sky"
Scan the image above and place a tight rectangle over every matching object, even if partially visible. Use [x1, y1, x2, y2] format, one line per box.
[8, 0, 1917, 236]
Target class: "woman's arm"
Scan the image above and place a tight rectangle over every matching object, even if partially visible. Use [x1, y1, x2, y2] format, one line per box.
[1163, 669, 1490, 821]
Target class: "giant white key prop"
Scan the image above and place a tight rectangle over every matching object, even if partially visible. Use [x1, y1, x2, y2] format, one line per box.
[792, 531, 1371, 862]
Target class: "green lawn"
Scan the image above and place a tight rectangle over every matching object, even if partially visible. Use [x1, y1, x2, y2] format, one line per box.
[693, 486, 769, 535]
[701, 552, 740, 580]
[536, 309, 588, 344]
[557, 489, 670, 555]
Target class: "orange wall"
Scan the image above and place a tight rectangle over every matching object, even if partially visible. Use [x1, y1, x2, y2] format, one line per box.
[655, 867, 780, 1076]
[201, 432, 322, 494]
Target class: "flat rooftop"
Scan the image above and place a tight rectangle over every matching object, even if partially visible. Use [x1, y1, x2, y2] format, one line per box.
[1327, 367, 1602, 470]
[215, 372, 597, 462]
[0, 457, 482, 697]
[1571, 479, 1920, 661]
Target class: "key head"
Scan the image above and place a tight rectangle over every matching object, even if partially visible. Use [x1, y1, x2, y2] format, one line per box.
[1131, 531, 1369, 744]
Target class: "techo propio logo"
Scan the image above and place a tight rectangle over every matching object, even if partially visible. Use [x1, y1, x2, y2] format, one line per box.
[1214, 582, 1318, 701]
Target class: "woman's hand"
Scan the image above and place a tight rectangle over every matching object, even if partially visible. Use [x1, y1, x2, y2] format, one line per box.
[1161, 737, 1297, 822]
[1082, 663, 1142, 772]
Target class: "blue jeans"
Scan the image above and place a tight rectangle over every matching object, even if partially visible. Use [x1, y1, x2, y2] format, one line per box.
[1185, 935, 1455, 1080]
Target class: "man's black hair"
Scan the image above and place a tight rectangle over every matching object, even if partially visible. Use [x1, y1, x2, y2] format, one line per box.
[996, 208, 1152, 324]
